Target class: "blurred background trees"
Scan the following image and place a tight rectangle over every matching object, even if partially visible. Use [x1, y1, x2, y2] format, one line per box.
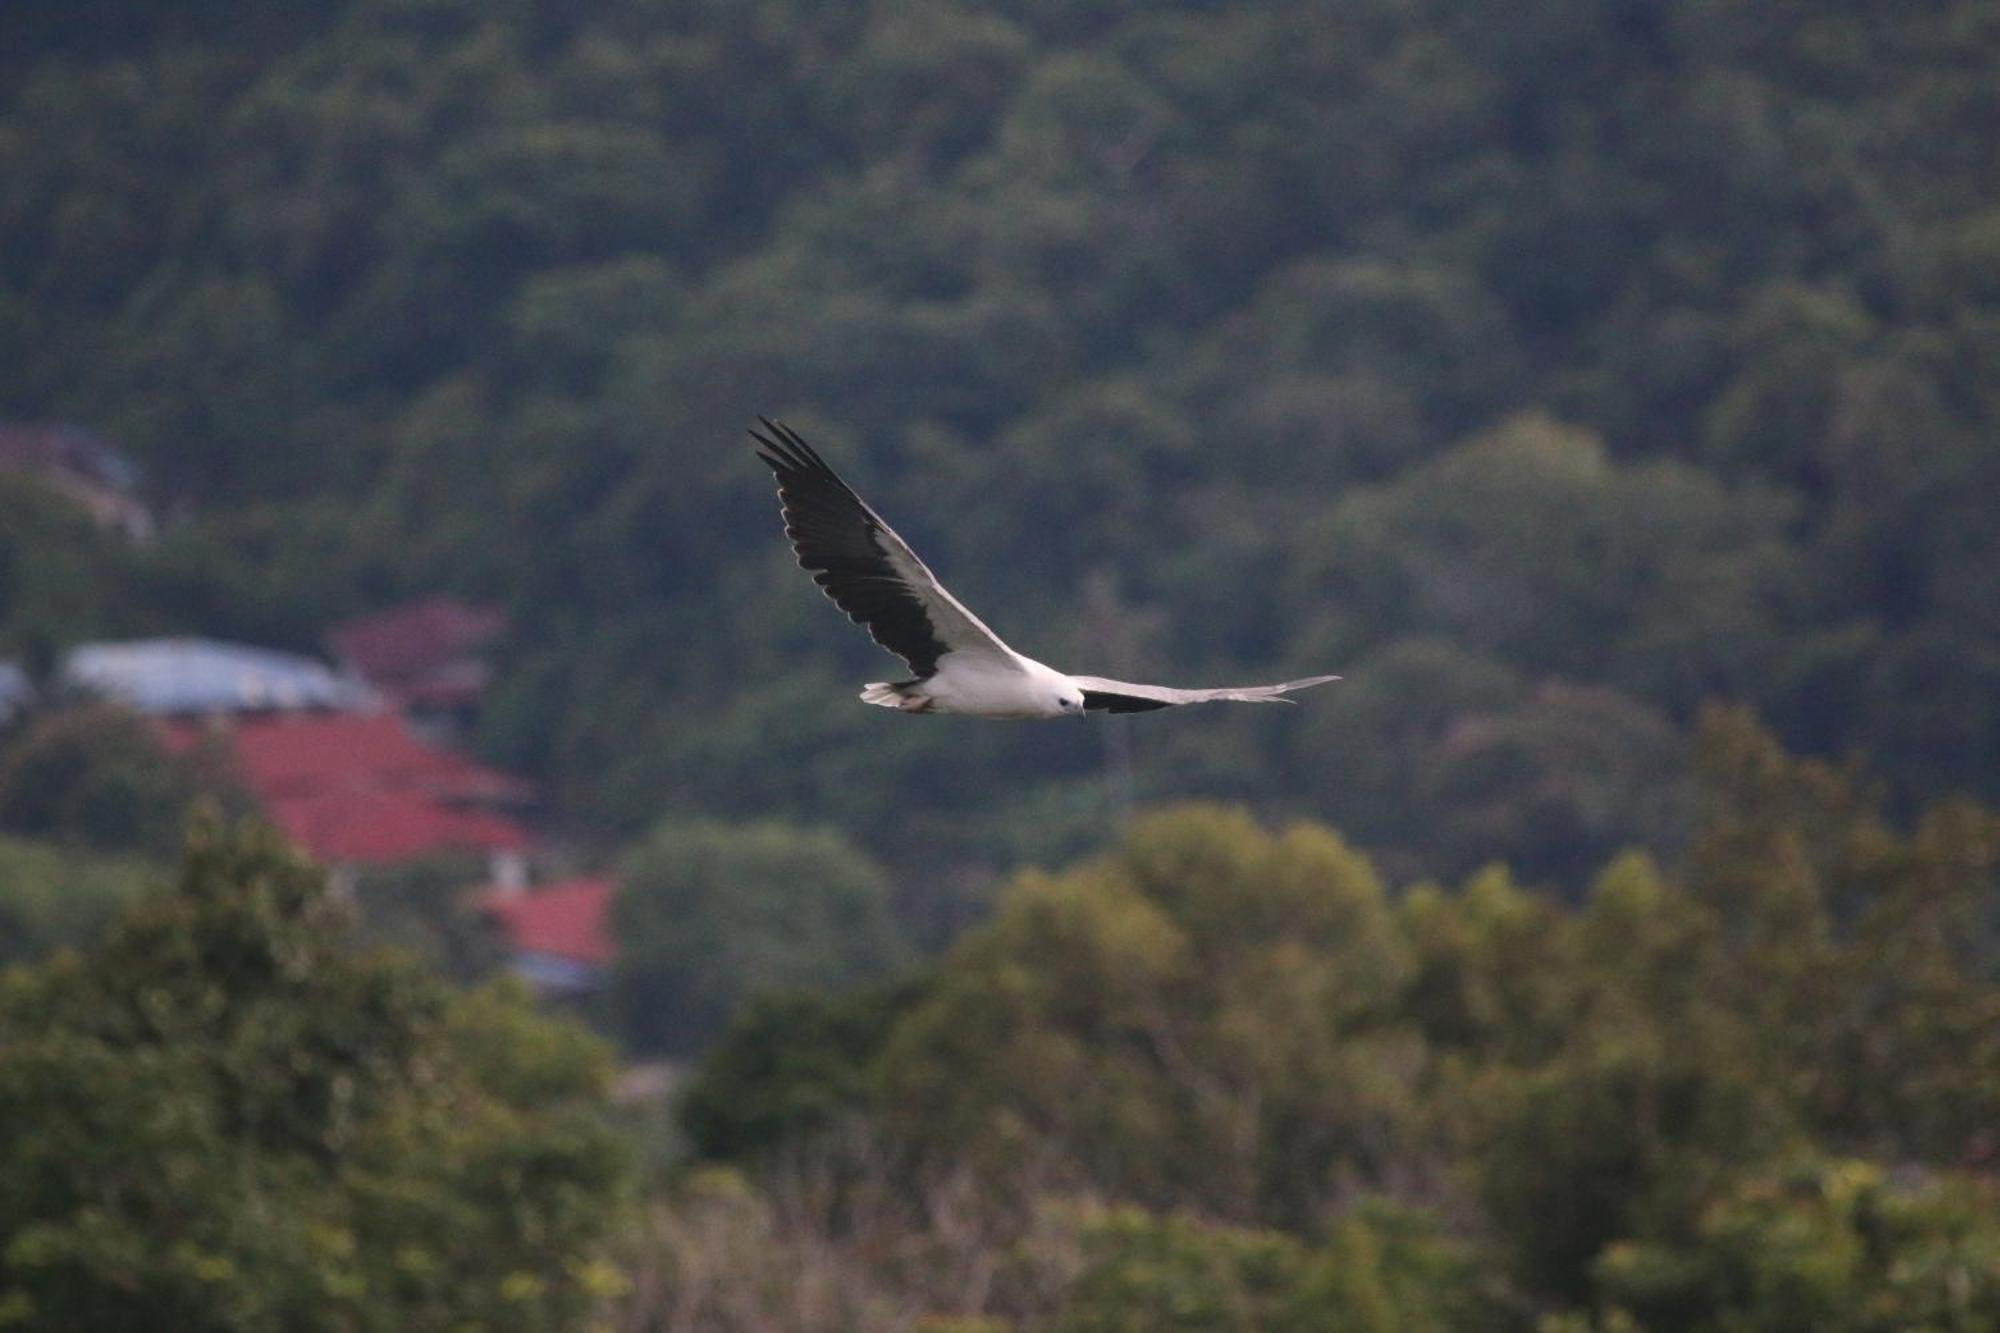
[610, 818, 908, 1054]
[4, 0, 1998, 889]
[1, 715, 1989, 1326]
[0, 817, 626, 1329]
[641, 712, 2000, 1329]
[3, 0, 1999, 1326]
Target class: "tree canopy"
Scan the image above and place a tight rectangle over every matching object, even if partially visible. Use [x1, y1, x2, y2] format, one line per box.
[0, 817, 629, 1330]
[4, 6, 1999, 1322]
[657, 711, 2000, 1329]
[610, 817, 908, 1054]
[2, 0, 1997, 888]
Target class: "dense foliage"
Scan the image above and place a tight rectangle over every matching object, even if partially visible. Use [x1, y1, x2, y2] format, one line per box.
[610, 817, 908, 1052]
[0, 834, 152, 967]
[3, 4, 1997, 1325]
[0, 704, 228, 857]
[0, 477, 161, 666]
[653, 711, 2000, 1330]
[0, 817, 628, 1330]
[3, 0, 1997, 891]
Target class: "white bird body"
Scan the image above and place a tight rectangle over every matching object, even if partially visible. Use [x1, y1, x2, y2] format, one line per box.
[862, 650, 1083, 718]
[752, 418, 1338, 720]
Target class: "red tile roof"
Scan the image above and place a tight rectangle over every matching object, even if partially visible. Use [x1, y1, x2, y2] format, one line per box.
[482, 878, 613, 966]
[166, 711, 533, 804]
[267, 788, 531, 863]
[328, 598, 506, 694]
[159, 711, 534, 866]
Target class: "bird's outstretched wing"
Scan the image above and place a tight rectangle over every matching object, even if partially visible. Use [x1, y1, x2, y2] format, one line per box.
[753, 418, 1018, 676]
[1069, 674, 1341, 713]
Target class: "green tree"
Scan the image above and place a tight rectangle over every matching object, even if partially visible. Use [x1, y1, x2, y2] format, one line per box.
[1036, 1202, 1491, 1333]
[0, 834, 153, 967]
[7, 0, 2000, 907]
[636, 746, 2000, 1327]
[0, 475, 151, 663]
[0, 815, 628, 1330]
[1591, 1158, 2000, 1332]
[678, 978, 928, 1163]
[875, 805, 1418, 1225]
[1470, 712, 2000, 1304]
[610, 818, 908, 1055]
[0, 704, 224, 857]
[1464, 851, 1777, 1305]
[349, 851, 510, 983]
[1293, 414, 1799, 701]
[1689, 705, 2000, 1158]
[1399, 863, 1577, 1065]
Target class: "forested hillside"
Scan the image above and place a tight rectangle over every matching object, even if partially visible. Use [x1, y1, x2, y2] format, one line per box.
[654, 714, 2000, 1330]
[5, 715, 1996, 1329]
[4, 0, 1998, 898]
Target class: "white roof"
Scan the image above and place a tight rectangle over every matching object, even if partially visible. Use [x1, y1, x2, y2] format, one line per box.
[62, 638, 378, 716]
[0, 661, 31, 720]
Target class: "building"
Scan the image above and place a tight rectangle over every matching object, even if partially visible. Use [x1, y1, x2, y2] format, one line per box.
[327, 598, 508, 730]
[481, 876, 613, 997]
[65, 632, 540, 906]
[0, 422, 154, 541]
[65, 638, 377, 716]
[159, 711, 535, 888]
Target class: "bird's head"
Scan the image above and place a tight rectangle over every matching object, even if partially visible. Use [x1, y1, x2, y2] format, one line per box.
[1056, 687, 1086, 716]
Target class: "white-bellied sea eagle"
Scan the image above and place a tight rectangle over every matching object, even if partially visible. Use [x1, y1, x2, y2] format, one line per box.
[753, 418, 1338, 719]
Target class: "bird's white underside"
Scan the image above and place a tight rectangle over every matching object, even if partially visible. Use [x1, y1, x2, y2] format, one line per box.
[864, 650, 1081, 718]
[756, 417, 1337, 718]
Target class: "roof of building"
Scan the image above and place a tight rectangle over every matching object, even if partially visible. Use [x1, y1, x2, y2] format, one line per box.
[328, 598, 507, 686]
[66, 638, 376, 716]
[177, 711, 533, 804]
[265, 788, 530, 863]
[157, 711, 535, 867]
[482, 877, 613, 967]
[508, 953, 606, 996]
[0, 424, 155, 539]
[266, 788, 531, 863]
[0, 422, 140, 492]
[0, 661, 32, 720]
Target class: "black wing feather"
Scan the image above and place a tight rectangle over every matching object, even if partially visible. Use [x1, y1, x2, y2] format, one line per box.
[752, 418, 953, 676]
[1079, 689, 1176, 714]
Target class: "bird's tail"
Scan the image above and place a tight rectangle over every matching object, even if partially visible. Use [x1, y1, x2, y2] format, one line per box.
[861, 680, 935, 712]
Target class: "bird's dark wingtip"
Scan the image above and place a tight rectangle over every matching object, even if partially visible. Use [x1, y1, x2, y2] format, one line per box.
[758, 418, 828, 471]
[750, 416, 819, 468]
[750, 418, 808, 472]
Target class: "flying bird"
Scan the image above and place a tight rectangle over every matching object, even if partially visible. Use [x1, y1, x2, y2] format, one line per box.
[752, 418, 1338, 719]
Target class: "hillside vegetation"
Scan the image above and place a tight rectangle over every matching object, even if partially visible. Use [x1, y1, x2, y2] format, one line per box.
[4, 0, 1998, 896]
[6, 713, 1994, 1329]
